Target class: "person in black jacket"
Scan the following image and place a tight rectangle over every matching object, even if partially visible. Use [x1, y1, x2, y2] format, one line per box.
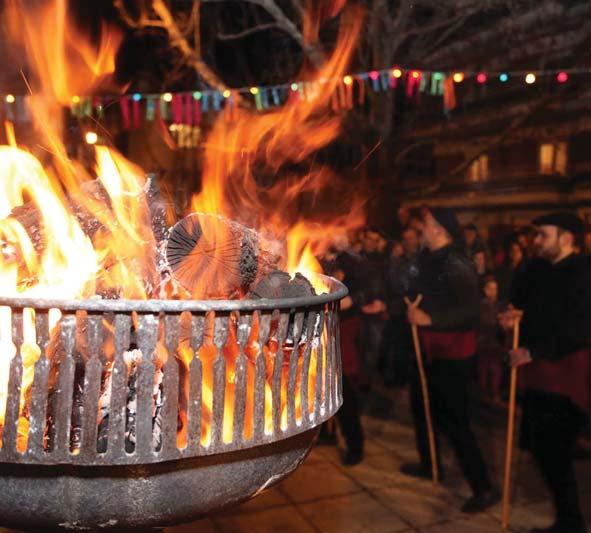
[401, 207, 498, 513]
[501, 212, 591, 533]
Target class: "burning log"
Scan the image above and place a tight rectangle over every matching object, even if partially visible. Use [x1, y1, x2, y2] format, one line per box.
[96, 349, 164, 454]
[2, 175, 170, 298]
[9, 175, 168, 247]
[248, 270, 315, 299]
[165, 213, 279, 299]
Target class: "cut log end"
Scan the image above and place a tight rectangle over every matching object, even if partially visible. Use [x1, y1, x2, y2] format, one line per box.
[165, 213, 279, 299]
[248, 270, 316, 299]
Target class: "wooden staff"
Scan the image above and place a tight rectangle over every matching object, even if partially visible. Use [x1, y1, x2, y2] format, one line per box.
[404, 295, 439, 484]
[502, 317, 521, 530]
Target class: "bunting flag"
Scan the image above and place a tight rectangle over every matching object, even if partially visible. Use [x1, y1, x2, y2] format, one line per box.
[1, 65, 584, 129]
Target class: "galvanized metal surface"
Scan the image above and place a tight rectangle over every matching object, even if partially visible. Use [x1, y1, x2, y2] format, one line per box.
[0, 428, 318, 530]
[0, 277, 348, 312]
[0, 275, 346, 467]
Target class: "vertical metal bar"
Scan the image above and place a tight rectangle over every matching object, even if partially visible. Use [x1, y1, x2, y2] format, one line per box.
[253, 311, 270, 440]
[2, 310, 23, 458]
[313, 311, 326, 422]
[211, 313, 228, 448]
[70, 312, 87, 453]
[333, 306, 343, 407]
[300, 311, 317, 427]
[186, 314, 204, 454]
[134, 314, 158, 457]
[53, 314, 76, 460]
[80, 315, 102, 461]
[232, 312, 249, 446]
[287, 311, 305, 430]
[323, 308, 332, 415]
[106, 314, 131, 460]
[161, 314, 180, 456]
[272, 311, 289, 435]
[27, 311, 50, 459]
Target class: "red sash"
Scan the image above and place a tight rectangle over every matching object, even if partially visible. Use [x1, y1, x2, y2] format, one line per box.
[419, 329, 477, 361]
[522, 349, 591, 413]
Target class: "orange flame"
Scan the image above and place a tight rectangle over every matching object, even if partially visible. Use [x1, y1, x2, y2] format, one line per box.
[0, 0, 148, 447]
[192, 5, 366, 279]
[0, 0, 363, 451]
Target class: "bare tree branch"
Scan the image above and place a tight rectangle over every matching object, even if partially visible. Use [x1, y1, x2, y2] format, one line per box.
[115, 0, 232, 93]
[201, 0, 325, 66]
[151, 0, 232, 92]
[218, 22, 282, 41]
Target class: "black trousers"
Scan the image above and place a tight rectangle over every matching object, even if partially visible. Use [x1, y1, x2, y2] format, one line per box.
[336, 375, 364, 454]
[521, 391, 586, 529]
[380, 318, 412, 387]
[410, 357, 492, 495]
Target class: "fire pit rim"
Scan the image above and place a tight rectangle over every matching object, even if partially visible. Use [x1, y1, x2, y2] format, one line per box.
[0, 275, 347, 312]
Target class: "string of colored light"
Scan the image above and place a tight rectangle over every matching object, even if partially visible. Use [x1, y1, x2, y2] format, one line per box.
[1, 65, 584, 104]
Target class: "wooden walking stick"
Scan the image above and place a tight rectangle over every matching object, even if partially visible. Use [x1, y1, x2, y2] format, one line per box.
[404, 295, 439, 484]
[502, 316, 521, 531]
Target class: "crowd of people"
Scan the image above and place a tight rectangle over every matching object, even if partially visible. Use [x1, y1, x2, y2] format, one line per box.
[323, 209, 567, 403]
[321, 206, 591, 533]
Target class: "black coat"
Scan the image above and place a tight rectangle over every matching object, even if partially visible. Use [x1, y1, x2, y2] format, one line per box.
[510, 253, 591, 361]
[411, 245, 480, 332]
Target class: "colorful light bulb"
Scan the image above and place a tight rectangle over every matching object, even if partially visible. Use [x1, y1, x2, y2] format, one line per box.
[85, 131, 98, 145]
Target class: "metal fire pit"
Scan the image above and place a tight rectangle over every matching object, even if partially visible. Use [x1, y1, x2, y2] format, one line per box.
[0, 275, 346, 531]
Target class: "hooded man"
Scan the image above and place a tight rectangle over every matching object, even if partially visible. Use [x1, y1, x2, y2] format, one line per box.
[401, 206, 498, 513]
[501, 212, 591, 533]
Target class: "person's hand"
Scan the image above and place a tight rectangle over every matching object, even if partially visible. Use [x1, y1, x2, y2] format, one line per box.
[403, 294, 431, 327]
[509, 347, 532, 368]
[498, 305, 523, 331]
[340, 296, 353, 311]
[333, 269, 345, 282]
[361, 299, 386, 314]
[407, 305, 432, 326]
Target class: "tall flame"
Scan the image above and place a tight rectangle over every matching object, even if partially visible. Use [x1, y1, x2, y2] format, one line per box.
[0, 0, 365, 451]
[0, 0, 150, 447]
[192, 5, 366, 281]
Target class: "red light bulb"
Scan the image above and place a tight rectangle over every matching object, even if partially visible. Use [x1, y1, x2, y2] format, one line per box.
[476, 73, 487, 84]
[557, 71, 568, 83]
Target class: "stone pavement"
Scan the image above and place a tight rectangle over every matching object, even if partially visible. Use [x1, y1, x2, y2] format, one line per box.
[168, 387, 591, 533]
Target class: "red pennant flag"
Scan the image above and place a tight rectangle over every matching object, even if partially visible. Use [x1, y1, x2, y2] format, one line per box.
[119, 96, 131, 129]
[184, 93, 193, 125]
[132, 98, 141, 129]
[171, 95, 183, 124]
[443, 77, 457, 111]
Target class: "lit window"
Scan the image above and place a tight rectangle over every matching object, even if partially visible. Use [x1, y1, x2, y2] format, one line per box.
[539, 142, 567, 176]
[468, 154, 489, 182]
